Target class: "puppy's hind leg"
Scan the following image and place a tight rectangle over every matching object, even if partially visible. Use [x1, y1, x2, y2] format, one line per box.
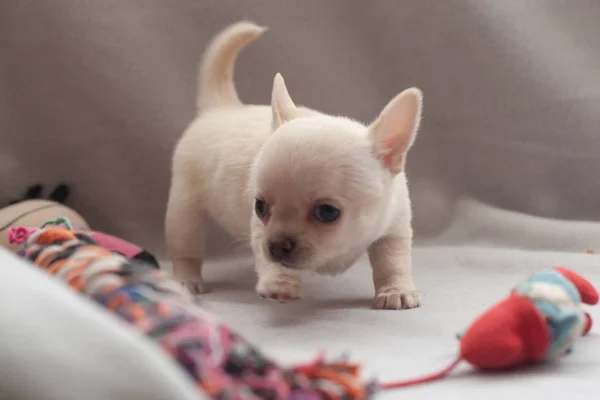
[165, 181, 208, 295]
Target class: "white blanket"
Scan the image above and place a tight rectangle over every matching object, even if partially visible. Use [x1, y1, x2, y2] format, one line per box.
[196, 201, 600, 399]
[0, 249, 204, 400]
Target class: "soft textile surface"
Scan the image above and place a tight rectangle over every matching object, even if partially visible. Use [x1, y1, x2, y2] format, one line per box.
[188, 201, 600, 399]
[0, 249, 204, 400]
[3, 0, 600, 398]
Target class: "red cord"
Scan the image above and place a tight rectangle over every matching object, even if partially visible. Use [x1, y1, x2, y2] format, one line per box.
[379, 356, 463, 390]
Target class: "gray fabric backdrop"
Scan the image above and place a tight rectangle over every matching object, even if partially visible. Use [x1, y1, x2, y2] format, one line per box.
[3, 0, 600, 256]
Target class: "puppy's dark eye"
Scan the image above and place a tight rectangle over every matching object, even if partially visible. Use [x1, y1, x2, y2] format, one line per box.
[255, 198, 269, 218]
[313, 204, 341, 223]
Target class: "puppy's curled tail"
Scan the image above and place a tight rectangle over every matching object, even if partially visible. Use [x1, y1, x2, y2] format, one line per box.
[197, 21, 267, 111]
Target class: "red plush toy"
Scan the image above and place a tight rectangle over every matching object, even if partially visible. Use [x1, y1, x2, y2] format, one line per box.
[381, 266, 598, 389]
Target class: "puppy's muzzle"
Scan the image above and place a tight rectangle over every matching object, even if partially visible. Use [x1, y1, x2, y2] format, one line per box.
[267, 236, 297, 265]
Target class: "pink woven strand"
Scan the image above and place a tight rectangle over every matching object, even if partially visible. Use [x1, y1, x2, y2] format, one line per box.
[8, 226, 39, 245]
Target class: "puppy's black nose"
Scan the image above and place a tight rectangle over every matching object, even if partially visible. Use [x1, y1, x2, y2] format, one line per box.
[268, 236, 297, 262]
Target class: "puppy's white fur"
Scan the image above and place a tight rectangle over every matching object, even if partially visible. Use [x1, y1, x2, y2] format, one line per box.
[166, 21, 423, 309]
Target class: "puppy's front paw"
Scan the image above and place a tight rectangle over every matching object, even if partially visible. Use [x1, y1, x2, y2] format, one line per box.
[256, 276, 301, 302]
[373, 286, 421, 310]
[177, 277, 207, 295]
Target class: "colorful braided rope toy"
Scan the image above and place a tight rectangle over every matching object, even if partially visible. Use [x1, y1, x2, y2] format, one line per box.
[8, 218, 599, 397]
[10, 221, 377, 399]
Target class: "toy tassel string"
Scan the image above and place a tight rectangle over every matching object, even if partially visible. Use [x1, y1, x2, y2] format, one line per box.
[379, 356, 463, 390]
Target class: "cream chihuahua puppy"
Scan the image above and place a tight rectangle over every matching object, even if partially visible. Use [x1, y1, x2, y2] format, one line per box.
[166, 21, 423, 310]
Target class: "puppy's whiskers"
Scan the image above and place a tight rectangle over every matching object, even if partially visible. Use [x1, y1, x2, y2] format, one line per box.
[225, 233, 252, 253]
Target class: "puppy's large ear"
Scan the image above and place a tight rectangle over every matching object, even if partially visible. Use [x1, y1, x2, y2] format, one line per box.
[369, 88, 422, 175]
[271, 73, 298, 130]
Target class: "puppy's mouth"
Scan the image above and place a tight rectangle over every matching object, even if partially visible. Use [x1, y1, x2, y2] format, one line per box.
[276, 260, 304, 270]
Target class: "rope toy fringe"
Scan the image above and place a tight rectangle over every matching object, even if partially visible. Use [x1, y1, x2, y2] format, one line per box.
[40, 216, 72, 230]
